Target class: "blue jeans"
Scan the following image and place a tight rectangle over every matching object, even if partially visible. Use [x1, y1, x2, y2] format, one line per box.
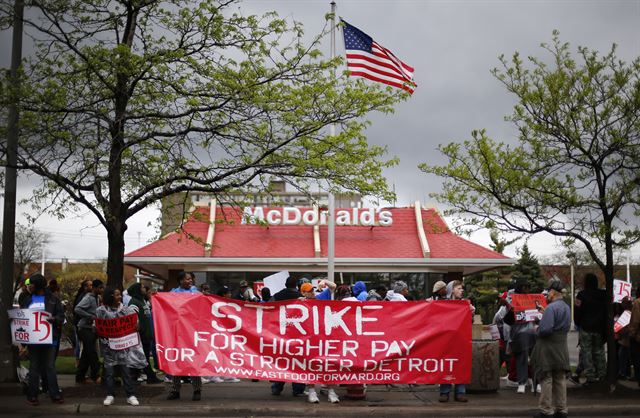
[27, 345, 60, 400]
[271, 381, 305, 395]
[440, 383, 465, 395]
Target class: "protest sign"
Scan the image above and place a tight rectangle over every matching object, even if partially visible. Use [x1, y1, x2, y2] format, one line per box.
[614, 310, 631, 333]
[613, 279, 632, 303]
[253, 281, 265, 298]
[488, 324, 500, 340]
[8, 309, 53, 345]
[95, 314, 140, 350]
[510, 294, 547, 323]
[263, 271, 289, 295]
[152, 293, 472, 385]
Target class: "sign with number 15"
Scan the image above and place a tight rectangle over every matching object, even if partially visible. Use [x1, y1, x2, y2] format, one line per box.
[613, 279, 632, 303]
[8, 309, 53, 345]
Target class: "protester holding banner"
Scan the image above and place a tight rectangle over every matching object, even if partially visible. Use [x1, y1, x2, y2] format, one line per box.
[385, 281, 409, 301]
[202, 286, 241, 384]
[142, 285, 161, 377]
[493, 292, 512, 381]
[367, 285, 387, 301]
[270, 275, 306, 397]
[531, 281, 571, 418]
[614, 297, 632, 380]
[74, 279, 104, 384]
[439, 280, 470, 403]
[574, 273, 607, 386]
[19, 273, 65, 406]
[352, 281, 368, 302]
[235, 280, 259, 302]
[97, 287, 146, 406]
[299, 284, 341, 404]
[167, 271, 203, 401]
[626, 286, 640, 388]
[503, 280, 538, 394]
[313, 279, 336, 300]
[428, 281, 447, 301]
[127, 283, 162, 384]
[260, 287, 271, 303]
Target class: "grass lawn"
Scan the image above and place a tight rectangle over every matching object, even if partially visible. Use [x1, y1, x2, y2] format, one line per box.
[21, 356, 77, 375]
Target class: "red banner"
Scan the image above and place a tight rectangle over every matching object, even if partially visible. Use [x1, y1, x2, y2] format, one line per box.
[95, 313, 138, 338]
[152, 293, 471, 385]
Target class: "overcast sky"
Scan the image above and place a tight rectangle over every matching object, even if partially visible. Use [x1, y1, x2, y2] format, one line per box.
[1, 0, 639, 263]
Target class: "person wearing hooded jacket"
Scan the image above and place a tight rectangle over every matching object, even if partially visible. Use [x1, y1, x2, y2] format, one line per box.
[385, 281, 409, 301]
[127, 283, 161, 384]
[574, 273, 607, 385]
[352, 281, 368, 302]
[98, 287, 146, 406]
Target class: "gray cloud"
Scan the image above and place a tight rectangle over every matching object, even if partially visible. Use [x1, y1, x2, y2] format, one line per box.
[1, 0, 639, 259]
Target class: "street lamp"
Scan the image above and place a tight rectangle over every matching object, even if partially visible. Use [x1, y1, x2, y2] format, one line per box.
[566, 251, 577, 331]
[0, 0, 24, 382]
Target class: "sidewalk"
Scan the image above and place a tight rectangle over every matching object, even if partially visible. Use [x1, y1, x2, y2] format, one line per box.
[1, 374, 639, 417]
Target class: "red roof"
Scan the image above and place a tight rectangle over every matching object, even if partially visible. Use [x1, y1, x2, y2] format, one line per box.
[126, 208, 210, 257]
[126, 206, 507, 260]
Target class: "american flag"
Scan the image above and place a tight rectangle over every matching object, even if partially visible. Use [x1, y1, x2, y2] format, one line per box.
[341, 19, 416, 94]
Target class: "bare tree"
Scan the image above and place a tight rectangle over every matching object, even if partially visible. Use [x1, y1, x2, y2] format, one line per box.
[0, 223, 50, 291]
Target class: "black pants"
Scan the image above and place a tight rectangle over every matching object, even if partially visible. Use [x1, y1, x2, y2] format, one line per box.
[105, 364, 135, 397]
[27, 345, 60, 400]
[76, 328, 100, 382]
[630, 339, 640, 386]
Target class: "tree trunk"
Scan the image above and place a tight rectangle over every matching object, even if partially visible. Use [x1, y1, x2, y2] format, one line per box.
[106, 221, 127, 290]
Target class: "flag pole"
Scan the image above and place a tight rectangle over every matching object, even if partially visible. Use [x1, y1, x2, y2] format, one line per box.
[327, 1, 337, 285]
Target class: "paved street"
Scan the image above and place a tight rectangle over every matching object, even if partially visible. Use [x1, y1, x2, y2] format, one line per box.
[1, 368, 638, 417]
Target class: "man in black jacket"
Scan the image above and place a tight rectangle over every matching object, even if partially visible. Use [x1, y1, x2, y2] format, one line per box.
[269, 276, 305, 396]
[574, 273, 607, 385]
[19, 274, 65, 406]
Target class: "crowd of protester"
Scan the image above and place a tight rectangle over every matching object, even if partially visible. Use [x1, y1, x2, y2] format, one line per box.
[11, 269, 640, 416]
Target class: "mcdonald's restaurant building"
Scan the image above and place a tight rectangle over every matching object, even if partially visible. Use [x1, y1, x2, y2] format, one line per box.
[124, 198, 513, 298]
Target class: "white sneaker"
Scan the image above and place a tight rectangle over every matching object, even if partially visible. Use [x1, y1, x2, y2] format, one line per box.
[307, 390, 319, 404]
[210, 376, 224, 383]
[103, 395, 115, 406]
[224, 377, 241, 383]
[126, 395, 139, 406]
[533, 384, 541, 393]
[505, 378, 519, 388]
[327, 389, 340, 404]
[516, 384, 526, 394]
[137, 374, 147, 382]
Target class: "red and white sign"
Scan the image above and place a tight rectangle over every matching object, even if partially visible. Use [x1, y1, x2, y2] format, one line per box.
[8, 309, 53, 345]
[152, 293, 472, 385]
[511, 294, 547, 323]
[613, 279, 632, 303]
[614, 310, 631, 333]
[253, 281, 265, 298]
[95, 314, 140, 351]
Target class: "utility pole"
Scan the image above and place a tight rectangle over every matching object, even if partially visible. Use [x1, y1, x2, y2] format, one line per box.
[0, 0, 24, 382]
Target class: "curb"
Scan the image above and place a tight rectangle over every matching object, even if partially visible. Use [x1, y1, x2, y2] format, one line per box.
[2, 402, 635, 417]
